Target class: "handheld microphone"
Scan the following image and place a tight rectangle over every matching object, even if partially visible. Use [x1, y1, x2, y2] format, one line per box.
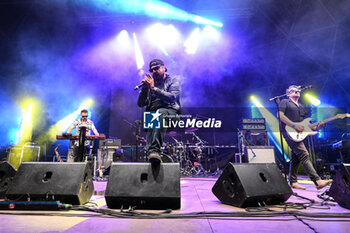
[134, 81, 144, 90]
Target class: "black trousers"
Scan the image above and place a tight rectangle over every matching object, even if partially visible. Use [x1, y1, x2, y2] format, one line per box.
[283, 132, 321, 184]
[72, 145, 90, 162]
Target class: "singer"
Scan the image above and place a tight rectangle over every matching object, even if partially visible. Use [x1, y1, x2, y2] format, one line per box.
[278, 85, 332, 190]
[137, 59, 181, 164]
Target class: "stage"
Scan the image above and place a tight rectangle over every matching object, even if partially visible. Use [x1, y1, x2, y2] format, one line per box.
[1, 177, 349, 233]
[1, 1, 350, 232]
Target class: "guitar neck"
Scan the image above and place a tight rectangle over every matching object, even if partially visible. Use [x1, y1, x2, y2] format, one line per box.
[310, 114, 346, 127]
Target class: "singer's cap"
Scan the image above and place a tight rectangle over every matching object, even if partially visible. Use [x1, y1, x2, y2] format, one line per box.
[149, 59, 165, 69]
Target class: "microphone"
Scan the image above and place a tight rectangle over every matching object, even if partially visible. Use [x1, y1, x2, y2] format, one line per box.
[134, 81, 144, 90]
[269, 85, 313, 102]
[298, 85, 313, 91]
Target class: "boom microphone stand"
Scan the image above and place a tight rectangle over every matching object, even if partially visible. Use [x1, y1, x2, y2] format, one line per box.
[77, 126, 87, 162]
[269, 93, 288, 181]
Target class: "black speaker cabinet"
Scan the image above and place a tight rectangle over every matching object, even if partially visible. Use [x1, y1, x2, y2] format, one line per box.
[242, 130, 269, 146]
[105, 162, 180, 210]
[6, 162, 94, 205]
[212, 163, 292, 208]
[0, 162, 16, 199]
[329, 163, 350, 210]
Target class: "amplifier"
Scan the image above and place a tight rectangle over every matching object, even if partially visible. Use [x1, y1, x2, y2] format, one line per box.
[241, 130, 269, 146]
[243, 146, 276, 163]
[241, 118, 266, 131]
[99, 138, 121, 148]
[241, 118, 265, 124]
[242, 124, 266, 130]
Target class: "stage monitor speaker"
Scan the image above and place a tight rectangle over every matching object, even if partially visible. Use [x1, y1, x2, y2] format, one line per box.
[329, 163, 350, 210]
[6, 162, 94, 205]
[242, 130, 269, 146]
[243, 146, 276, 163]
[105, 163, 180, 210]
[0, 162, 16, 199]
[212, 163, 292, 208]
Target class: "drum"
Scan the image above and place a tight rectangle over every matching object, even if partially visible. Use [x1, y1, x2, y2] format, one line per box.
[161, 153, 174, 163]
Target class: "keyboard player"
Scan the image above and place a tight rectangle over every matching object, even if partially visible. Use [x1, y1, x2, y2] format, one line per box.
[66, 109, 99, 162]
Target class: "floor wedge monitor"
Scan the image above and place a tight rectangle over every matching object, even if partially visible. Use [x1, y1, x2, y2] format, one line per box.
[212, 163, 292, 208]
[0, 162, 16, 199]
[105, 162, 180, 210]
[329, 163, 350, 210]
[6, 162, 94, 205]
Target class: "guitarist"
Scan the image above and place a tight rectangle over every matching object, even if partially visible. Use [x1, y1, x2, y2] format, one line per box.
[279, 85, 332, 190]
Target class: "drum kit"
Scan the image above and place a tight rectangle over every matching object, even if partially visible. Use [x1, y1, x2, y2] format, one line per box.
[93, 127, 220, 178]
[161, 128, 217, 176]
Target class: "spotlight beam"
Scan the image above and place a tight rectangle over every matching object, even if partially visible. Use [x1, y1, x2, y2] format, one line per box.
[50, 0, 223, 27]
[250, 96, 290, 162]
[133, 33, 144, 70]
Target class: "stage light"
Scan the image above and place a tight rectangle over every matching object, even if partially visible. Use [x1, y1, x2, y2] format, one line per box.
[192, 15, 223, 28]
[114, 30, 132, 53]
[19, 102, 33, 144]
[133, 33, 145, 70]
[250, 95, 290, 162]
[250, 96, 263, 107]
[146, 23, 181, 47]
[165, 24, 181, 43]
[184, 28, 200, 54]
[145, 23, 176, 59]
[146, 23, 164, 42]
[143, 1, 223, 27]
[305, 94, 321, 106]
[201, 25, 221, 41]
[49, 0, 223, 27]
[17, 98, 41, 145]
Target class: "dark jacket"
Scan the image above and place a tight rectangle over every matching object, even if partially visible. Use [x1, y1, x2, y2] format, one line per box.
[137, 74, 181, 113]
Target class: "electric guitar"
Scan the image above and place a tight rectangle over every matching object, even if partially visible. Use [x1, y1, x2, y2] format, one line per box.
[286, 113, 350, 142]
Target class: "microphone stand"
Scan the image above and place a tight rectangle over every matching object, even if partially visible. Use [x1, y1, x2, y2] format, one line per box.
[123, 118, 143, 162]
[269, 93, 288, 181]
[237, 128, 258, 162]
[77, 126, 87, 162]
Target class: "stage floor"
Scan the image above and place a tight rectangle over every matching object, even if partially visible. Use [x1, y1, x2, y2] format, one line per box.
[0, 177, 349, 233]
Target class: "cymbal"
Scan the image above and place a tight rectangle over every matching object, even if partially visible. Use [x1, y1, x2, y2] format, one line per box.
[185, 128, 198, 132]
[165, 131, 181, 137]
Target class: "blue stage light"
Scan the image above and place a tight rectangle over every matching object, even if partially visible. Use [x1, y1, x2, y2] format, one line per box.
[184, 28, 200, 54]
[50, 0, 223, 27]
